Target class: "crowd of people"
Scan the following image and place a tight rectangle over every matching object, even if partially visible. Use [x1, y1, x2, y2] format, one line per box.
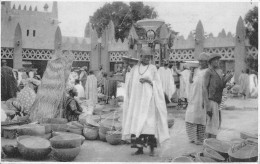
[1, 47, 258, 156]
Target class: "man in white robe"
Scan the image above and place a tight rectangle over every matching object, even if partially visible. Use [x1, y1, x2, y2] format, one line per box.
[158, 60, 176, 104]
[179, 64, 191, 100]
[122, 47, 170, 156]
[85, 70, 98, 106]
[74, 79, 85, 99]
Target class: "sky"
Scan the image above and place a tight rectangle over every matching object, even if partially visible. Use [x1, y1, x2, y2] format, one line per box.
[11, 1, 257, 38]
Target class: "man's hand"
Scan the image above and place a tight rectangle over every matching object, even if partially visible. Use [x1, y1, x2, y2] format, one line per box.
[140, 78, 153, 86]
[207, 111, 213, 118]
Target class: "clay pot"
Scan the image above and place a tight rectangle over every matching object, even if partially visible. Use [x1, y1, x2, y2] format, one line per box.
[2, 145, 20, 157]
[83, 126, 98, 140]
[17, 135, 51, 160]
[50, 135, 82, 149]
[52, 147, 81, 162]
[51, 132, 84, 145]
[106, 131, 122, 145]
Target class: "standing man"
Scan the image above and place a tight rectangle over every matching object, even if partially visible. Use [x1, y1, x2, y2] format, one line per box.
[185, 53, 208, 145]
[158, 60, 176, 104]
[122, 47, 169, 156]
[79, 66, 88, 88]
[97, 65, 104, 87]
[85, 70, 98, 106]
[1, 60, 18, 101]
[204, 53, 233, 139]
[179, 64, 191, 101]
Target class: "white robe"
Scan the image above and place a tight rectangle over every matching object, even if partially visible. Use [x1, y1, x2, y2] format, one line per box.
[74, 84, 85, 99]
[185, 68, 207, 125]
[179, 69, 191, 99]
[122, 64, 170, 144]
[158, 67, 176, 101]
[85, 75, 98, 105]
[249, 74, 258, 97]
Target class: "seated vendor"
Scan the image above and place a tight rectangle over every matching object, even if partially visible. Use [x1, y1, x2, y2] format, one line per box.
[64, 87, 83, 122]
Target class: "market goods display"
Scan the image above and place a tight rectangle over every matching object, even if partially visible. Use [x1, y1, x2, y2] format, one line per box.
[52, 146, 81, 162]
[17, 135, 51, 160]
[2, 145, 20, 157]
[2, 126, 20, 139]
[106, 130, 122, 145]
[203, 138, 231, 159]
[50, 135, 82, 148]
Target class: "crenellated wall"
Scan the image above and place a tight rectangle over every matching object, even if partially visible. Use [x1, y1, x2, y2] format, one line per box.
[1, 1, 258, 81]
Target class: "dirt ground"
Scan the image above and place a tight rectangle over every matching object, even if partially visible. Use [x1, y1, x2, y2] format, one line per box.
[1, 98, 258, 162]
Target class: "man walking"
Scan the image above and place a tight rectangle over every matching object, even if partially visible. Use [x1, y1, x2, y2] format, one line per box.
[122, 47, 169, 156]
[204, 53, 233, 138]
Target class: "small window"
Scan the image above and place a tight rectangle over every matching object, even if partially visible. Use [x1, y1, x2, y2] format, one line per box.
[33, 30, 36, 37]
[27, 30, 29, 36]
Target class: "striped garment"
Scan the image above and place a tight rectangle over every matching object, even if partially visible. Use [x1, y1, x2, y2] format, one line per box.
[219, 88, 228, 110]
[186, 122, 205, 143]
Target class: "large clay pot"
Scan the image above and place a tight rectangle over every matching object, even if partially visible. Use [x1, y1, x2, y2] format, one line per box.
[52, 147, 81, 162]
[50, 135, 82, 149]
[51, 132, 84, 145]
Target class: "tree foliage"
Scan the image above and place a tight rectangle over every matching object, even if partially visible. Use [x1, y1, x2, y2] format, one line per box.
[90, 2, 158, 41]
[244, 6, 258, 48]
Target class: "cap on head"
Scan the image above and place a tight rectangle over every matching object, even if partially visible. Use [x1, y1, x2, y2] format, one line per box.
[198, 52, 209, 61]
[140, 47, 153, 56]
[208, 53, 221, 62]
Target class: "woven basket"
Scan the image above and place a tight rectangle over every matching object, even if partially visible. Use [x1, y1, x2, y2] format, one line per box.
[106, 131, 122, 145]
[17, 124, 46, 136]
[203, 148, 225, 162]
[203, 138, 231, 159]
[68, 128, 83, 135]
[51, 132, 84, 145]
[83, 126, 99, 140]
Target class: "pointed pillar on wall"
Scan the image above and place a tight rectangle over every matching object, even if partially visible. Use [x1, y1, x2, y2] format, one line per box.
[234, 16, 246, 83]
[52, 1, 58, 19]
[13, 23, 23, 69]
[54, 26, 62, 51]
[160, 24, 169, 64]
[101, 28, 109, 73]
[90, 27, 99, 71]
[128, 25, 138, 58]
[194, 20, 205, 60]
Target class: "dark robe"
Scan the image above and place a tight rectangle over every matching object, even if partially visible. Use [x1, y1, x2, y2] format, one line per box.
[103, 77, 117, 101]
[64, 96, 83, 122]
[1, 66, 18, 101]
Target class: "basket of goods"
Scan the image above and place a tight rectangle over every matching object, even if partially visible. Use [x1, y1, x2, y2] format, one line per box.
[195, 152, 216, 162]
[203, 148, 225, 162]
[106, 130, 122, 145]
[41, 118, 68, 124]
[17, 135, 51, 160]
[2, 126, 20, 139]
[66, 122, 83, 135]
[2, 145, 20, 157]
[228, 140, 258, 162]
[52, 146, 81, 162]
[240, 131, 258, 140]
[173, 156, 194, 162]
[51, 131, 84, 145]
[203, 138, 231, 159]
[99, 117, 122, 142]
[83, 125, 99, 140]
[50, 134, 82, 148]
[167, 118, 174, 128]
